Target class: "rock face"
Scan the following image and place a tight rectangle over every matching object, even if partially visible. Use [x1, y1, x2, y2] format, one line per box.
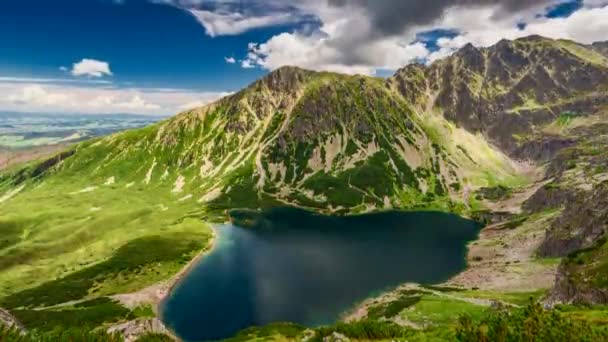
[548, 262, 608, 305]
[522, 184, 579, 214]
[391, 36, 608, 156]
[537, 183, 607, 257]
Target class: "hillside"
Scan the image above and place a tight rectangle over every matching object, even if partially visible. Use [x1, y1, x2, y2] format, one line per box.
[1, 67, 521, 216]
[1, 36, 608, 339]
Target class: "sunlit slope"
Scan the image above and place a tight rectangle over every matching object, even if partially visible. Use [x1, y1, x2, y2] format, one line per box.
[1, 67, 520, 216]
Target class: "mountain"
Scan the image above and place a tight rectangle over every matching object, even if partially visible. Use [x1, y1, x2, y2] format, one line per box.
[1, 35, 608, 337]
[0, 66, 521, 215]
[392, 35, 608, 157]
[5, 36, 608, 214]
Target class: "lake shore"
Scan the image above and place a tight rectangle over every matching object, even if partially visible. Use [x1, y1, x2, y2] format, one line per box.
[111, 224, 219, 312]
[108, 224, 220, 341]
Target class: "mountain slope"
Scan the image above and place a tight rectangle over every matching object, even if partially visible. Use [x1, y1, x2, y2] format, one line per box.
[1, 67, 521, 216]
[391, 36, 608, 157]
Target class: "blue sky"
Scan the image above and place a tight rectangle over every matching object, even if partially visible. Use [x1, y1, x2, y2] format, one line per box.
[0, 0, 606, 115]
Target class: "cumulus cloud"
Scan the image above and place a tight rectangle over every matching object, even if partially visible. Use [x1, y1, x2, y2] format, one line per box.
[226, 0, 608, 75]
[424, 3, 608, 62]
[325, 0, 552, 38]
[0, 79, 228, 115]
[224, 56, 236, 63]
[157, 0, 315, 36]
[71, 58, 113, 77]
[189, 9, 299, 36]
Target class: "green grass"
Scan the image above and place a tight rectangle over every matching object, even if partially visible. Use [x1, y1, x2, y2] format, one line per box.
[132, 304, 156, 318]
[11, 297, 132, 331]
[134, 333, 176, 342]
[458, 289, 547, 306]
[1, 229, 210, 309]
[556, 304, 608, 325]
[223, 322, 306, 342]
[399, 295, 487, 326]
[367, 295, 422, 319]
[0, 175, 213, 304]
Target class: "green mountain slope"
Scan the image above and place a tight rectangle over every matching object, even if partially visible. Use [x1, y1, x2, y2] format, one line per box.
[1, 67, 520, 217]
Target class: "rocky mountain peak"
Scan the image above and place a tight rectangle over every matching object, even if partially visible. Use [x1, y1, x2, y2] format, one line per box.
[254, 65, 314, 94]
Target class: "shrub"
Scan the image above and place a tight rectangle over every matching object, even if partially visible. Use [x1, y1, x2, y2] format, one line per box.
[455, 300, 608, 342]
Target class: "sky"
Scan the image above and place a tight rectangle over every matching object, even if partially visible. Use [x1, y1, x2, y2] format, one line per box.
[0, 0, 607, 115]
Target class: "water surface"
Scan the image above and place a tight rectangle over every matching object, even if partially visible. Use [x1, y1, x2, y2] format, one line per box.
[161, 208, 480, 341]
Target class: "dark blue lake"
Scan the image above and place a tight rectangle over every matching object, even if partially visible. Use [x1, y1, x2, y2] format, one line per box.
[160, 208, 481, 341]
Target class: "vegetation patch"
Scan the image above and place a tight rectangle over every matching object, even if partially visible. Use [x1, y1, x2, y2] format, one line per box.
[1, 232, 210, 309]
[456, 301, 608, 341]
[11, 297, 131, 331]
[223, 322, 306, 342]
[475, 185, 512, 201]
[367, 295, 422, 319]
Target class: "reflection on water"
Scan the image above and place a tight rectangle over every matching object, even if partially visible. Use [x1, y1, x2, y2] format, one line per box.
[161, 208, 480, 341]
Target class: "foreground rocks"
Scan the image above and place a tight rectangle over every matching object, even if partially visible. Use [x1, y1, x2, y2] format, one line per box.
[107, 318, 174, 342]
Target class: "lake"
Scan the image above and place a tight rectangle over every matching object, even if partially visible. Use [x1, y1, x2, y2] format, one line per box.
[160, 208, 481, 341]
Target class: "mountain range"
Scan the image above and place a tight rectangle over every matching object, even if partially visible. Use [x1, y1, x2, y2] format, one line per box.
[1, 35, 608, 338]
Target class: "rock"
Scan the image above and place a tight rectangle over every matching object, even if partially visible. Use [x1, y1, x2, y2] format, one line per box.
[537, 182, 608, 257]
[391, 35, 608, 157]
[513, 137, 575, 162]
[522, 184, 578, 213]
[107, 318, 174, 342]
[471, 210, 515, 225]
[323, 331, 350, 342]
[0, 307, 25, 333]
[546, 264, 608, 305]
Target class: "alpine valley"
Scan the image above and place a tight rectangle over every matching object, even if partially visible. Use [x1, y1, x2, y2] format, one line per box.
[2, 35, 608, 341]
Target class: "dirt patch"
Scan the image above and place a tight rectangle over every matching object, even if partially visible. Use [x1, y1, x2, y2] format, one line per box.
[446, 211, 561, 291]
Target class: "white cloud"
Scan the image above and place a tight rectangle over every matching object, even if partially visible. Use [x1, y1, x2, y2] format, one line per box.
[425, 4, 608, 63]
[241, 59, 255, 69]
[71, 58, 113, 78]
[233, 1, 608, 75]
[189, 9, 298, 37]
[224, 56, 236, 64]
[240, 3, 430, 75]
[0, 76, 110, 84]
[0, 81, 228, 115]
